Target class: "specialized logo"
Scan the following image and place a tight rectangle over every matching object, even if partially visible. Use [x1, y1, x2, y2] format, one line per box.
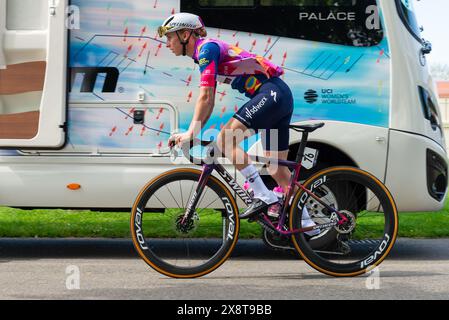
[217, 169, 252, 205]
[169, 22, 198, 28]
[187, 191, 199, 213]
[70, 67, 119, 93]
[271, 90, 278, 103]
[304, 89, 318, 104]
[245, 96, 268, 120]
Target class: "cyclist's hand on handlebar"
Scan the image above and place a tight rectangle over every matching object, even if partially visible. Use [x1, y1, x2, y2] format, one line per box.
[168, 131, 194, 149]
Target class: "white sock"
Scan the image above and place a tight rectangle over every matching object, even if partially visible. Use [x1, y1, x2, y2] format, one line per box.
[241, 165, 278, 204]
[302, 207, 320, 236]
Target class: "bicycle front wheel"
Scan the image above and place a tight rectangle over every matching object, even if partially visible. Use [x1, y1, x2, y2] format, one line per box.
[290, 166, 398, 277]
[130, 168, 240, 278]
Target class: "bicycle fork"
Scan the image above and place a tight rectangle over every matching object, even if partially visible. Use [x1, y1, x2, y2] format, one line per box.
[181, 164, 214, 225]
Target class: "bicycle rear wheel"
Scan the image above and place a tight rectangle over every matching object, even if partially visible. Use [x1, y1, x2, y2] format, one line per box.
[130, 168, 239, 278]
[290, 166, 398, 277]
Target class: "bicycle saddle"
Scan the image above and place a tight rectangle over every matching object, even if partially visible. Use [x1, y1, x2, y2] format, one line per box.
[289, 122, 325, 133]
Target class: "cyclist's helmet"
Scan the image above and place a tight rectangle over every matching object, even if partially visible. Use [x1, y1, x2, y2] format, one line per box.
[158, 13, 206, 56]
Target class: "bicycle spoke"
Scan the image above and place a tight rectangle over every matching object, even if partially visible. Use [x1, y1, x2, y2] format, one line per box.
[165, 184, 182, 209]
[187, 180, 196, 208]
[197, 197, 221, 215]
[152, 192, 167, 209]
[196, 187, 210, 211]
[179, 180, 184, 208]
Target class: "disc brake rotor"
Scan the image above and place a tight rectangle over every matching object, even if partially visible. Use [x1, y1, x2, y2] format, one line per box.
[334, 210, 356, 234]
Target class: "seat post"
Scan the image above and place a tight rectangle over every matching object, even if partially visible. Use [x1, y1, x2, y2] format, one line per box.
[295, 132, 309, 164]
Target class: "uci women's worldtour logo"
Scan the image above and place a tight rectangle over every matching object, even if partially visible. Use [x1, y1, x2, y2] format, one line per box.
[304, 89, 357, 105]
[304, 90, 319, 104]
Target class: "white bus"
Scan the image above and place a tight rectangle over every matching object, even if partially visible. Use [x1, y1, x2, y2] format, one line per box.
[0, 0, 447, 214]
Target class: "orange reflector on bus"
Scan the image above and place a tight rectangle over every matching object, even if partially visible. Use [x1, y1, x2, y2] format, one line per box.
[67, 184, 81, 190]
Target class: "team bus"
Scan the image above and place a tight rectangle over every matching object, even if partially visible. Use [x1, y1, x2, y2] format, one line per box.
[0, 0, 447, 241]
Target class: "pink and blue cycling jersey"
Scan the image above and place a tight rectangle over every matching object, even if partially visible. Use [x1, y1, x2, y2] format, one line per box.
[192, 38, 293, 151]
[192, 38, 284, 97]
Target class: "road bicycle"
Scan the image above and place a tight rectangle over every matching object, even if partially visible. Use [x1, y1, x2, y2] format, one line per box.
[130, 123, 398, 278]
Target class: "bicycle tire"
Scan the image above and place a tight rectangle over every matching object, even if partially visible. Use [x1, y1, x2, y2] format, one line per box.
[289, 166, 398, 277]
[130, 168, 240, 278]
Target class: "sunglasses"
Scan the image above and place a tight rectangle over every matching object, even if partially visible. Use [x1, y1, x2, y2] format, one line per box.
[157, 25, 174, 38]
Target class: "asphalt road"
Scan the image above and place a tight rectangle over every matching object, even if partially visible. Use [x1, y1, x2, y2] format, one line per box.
[0, 238, 448, 300]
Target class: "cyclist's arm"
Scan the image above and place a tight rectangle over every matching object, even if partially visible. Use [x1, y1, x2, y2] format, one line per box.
[187, 43, 220, 135]
[187, 86, 216, 135]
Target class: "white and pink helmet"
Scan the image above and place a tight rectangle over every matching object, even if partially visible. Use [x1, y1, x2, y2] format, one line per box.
[158, 13, 206, 38]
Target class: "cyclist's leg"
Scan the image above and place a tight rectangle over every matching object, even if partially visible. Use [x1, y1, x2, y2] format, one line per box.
[265, 149, 290, 190]
[216, 118, 255, 172]
[221, 78, 293, 217]
[217, 117, 278, 196]
[217, 118, 279, 218]
[261, 113, 293, 192]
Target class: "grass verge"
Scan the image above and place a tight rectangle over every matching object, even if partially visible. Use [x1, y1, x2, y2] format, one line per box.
[0, 198, 448, 239]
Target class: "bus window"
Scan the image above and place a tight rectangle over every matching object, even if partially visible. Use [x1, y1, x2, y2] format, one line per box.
[396, 0, 422, 43]
[419, 86, 442, 133]
[183, 0, 383, 47]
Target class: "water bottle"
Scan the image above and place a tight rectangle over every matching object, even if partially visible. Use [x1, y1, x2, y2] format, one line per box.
[267, 186, 284, 218]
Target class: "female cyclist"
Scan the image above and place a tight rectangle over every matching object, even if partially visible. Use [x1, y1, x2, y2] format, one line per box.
[161, 13, 295, 219]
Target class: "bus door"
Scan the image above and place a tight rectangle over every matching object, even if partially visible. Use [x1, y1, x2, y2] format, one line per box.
[0, 0, 68, 148]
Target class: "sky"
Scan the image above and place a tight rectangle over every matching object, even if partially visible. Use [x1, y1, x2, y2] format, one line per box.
[415, 0, 449, 66]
